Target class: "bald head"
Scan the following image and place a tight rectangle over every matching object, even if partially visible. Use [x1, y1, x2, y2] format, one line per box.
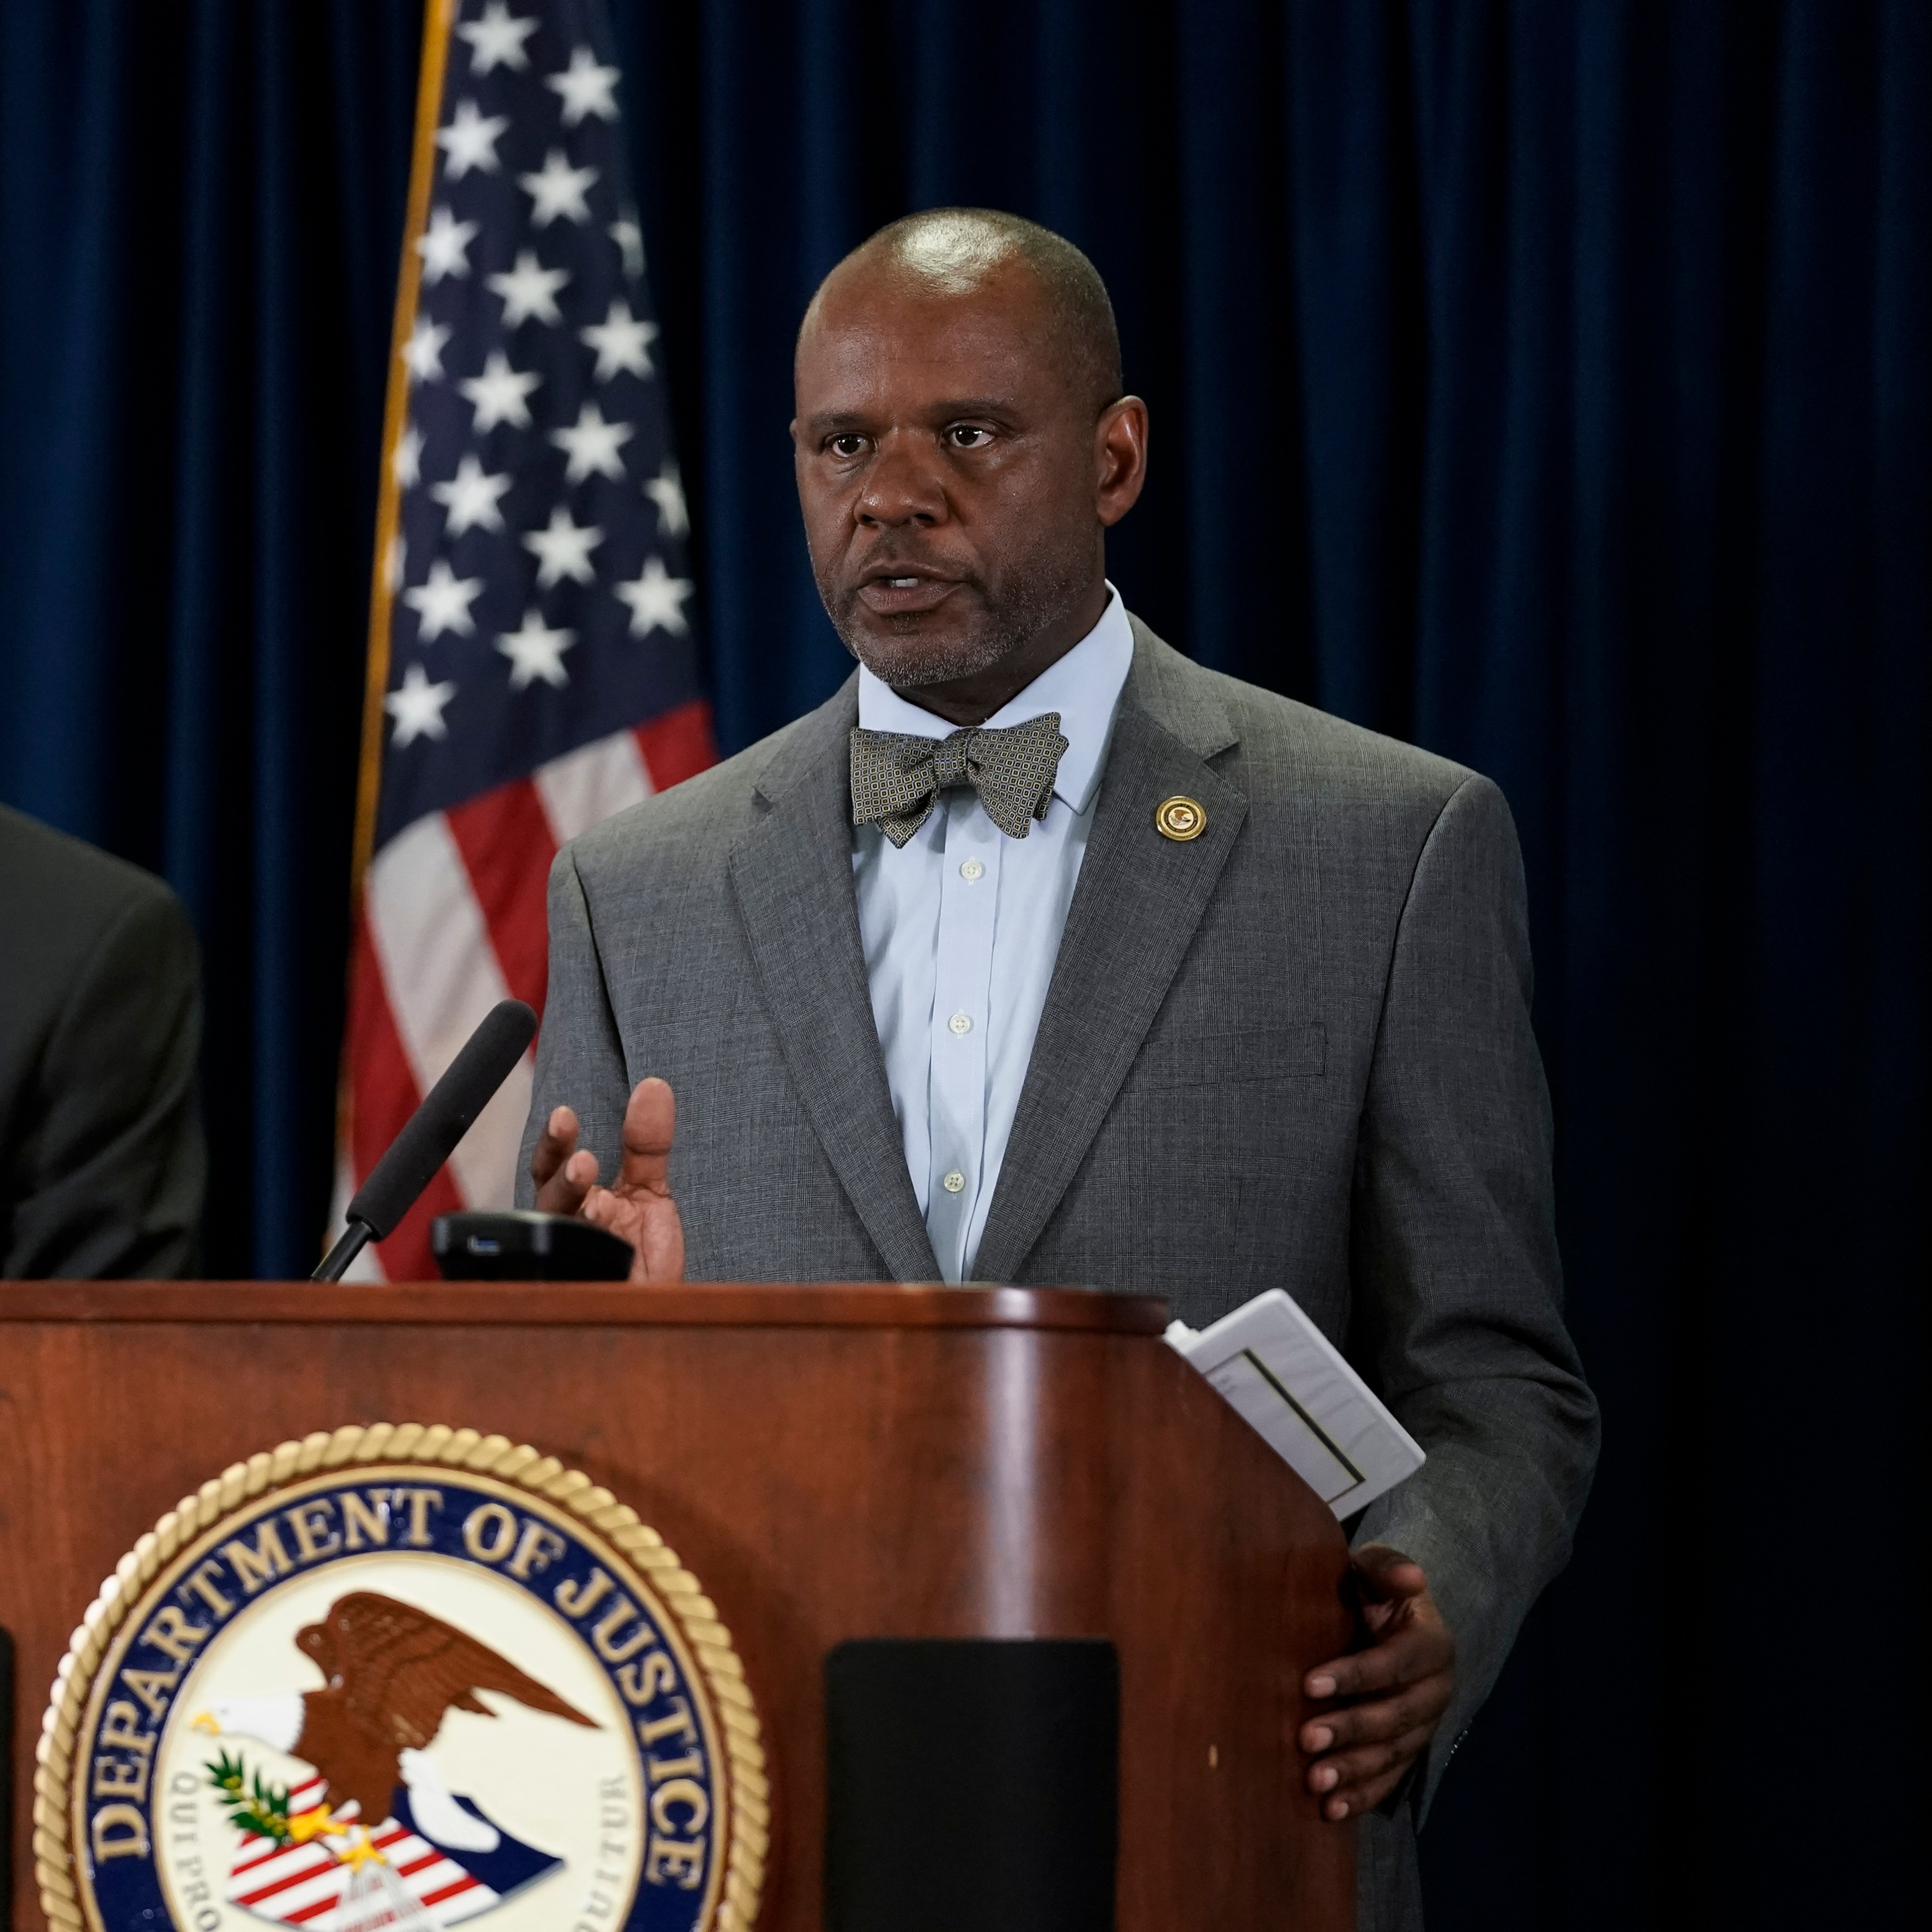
[801, 209, 1123, 416]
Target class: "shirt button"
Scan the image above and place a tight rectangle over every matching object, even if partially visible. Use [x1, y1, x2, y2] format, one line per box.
[959, 857, 985, 881]
[948, 1011, 973, 1035]
[942, 1170, 967, 1194]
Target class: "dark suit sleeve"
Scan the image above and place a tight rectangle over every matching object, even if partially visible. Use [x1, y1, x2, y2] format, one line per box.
[3, 885, 205, 1278]
[515, 845, 634, 1206]
[1348, 773, 1599, 1818]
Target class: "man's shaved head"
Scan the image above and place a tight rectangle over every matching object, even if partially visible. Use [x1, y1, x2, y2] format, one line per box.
[802, 208, 1123, 415]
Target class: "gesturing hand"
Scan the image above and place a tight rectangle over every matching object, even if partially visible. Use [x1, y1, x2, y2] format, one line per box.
[529, 1077, 686, 1283]
[1298, 1543, 1456, 1821]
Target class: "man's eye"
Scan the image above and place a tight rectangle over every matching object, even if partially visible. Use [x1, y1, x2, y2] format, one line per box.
[828, 435, 867, 458]
[947, 425, 992, 448]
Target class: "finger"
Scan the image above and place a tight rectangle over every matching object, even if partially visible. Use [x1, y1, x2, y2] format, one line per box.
[616, 1077, 677, 1197]
[1350, 1543, 1430, 1601]
[530, 1106, 579, 1189]
[1299, 1673, 1453, 1755]
[1308, 1721, 1435, 1814]
[535, 1145, 599, 1216]
[579, 1184, 623, 1234]
[1305, 1618, 1454, 1701]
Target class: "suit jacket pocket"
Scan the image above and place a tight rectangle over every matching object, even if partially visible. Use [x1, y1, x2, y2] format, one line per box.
[1131, 1021, 1327, 1088]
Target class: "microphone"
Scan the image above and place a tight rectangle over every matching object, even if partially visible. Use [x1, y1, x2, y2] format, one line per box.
[314, 998, 538, 1281]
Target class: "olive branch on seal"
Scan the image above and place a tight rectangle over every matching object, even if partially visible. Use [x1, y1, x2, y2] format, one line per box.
[205, 1748, 295, 1845]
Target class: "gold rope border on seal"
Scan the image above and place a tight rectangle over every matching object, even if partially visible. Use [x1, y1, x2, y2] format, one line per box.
[34, 1424, 769, 1932]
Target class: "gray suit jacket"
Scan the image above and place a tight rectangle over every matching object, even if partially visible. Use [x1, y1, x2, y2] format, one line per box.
[522, 619, 1599, 1930]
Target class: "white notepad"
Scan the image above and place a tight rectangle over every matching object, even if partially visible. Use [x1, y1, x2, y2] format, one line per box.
[1165, 1290, 1425, 1517]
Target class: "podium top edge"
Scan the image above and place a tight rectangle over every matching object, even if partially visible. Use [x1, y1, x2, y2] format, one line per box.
[0, 1280, 1172, 1335]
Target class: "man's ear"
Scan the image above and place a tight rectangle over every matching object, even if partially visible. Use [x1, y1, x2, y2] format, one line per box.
[1096, 395, 1149, 528]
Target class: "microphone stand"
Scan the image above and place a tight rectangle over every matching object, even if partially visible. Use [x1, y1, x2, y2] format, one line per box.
[313, 1219, 376, 1283]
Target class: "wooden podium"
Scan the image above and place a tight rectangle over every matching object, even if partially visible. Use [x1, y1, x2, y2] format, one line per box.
[0, 1282, 1355, 1930]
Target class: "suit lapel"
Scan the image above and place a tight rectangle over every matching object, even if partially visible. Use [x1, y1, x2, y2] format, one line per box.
[972, 629, 1247, 1283]
[728, 683, 940, 1281]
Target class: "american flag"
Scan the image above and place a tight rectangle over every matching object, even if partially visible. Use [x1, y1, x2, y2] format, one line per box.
[336, 0, 712, 1279]
[218, 1774, 534, 1928]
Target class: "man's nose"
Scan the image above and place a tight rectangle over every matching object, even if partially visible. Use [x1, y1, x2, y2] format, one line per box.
[855, 435, 947, 529]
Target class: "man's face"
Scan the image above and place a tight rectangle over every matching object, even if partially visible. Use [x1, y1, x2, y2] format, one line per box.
[792, 261, 1114, 691]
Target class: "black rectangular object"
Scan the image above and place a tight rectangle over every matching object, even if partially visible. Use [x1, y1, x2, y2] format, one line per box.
[825, 1637, 1118, 1932]
[430, 1209, 633, 1279]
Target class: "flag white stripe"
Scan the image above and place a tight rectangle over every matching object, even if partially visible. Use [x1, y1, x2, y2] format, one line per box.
[328, 1149, 388, 1280]
[533, 726, 654, 846]
[365, 814, 528, 1211]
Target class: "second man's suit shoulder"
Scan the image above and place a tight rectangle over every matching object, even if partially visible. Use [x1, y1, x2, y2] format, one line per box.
[0, 804, 199, 996]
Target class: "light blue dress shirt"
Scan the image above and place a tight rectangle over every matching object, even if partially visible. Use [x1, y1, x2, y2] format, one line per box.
[852, 587, 1136, 1282]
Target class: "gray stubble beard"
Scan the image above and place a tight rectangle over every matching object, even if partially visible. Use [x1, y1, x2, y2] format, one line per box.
[819, 548, 1094, 691]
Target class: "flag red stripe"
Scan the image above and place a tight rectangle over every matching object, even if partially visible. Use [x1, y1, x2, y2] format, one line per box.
[283, 1890, 344, 1923]
[445, 778, 556, 1016]
[419, 1874, 485, 1907]
[636, 699, 716, 791]
[347, 912, 422, 1193]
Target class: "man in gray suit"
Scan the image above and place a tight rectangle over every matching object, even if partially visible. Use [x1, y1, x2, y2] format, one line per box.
[520, 209, 1597, 1928]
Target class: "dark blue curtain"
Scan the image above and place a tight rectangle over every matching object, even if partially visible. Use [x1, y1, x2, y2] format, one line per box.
[1, 4, 1924, 1924]
[0, 1, 422, 1278]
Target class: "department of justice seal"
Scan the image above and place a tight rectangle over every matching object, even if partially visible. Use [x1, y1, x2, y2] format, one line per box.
[37, 1425, 766, 1932]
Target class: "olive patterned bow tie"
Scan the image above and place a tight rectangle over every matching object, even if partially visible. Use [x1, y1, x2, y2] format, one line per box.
[849, 712, 1070, 847]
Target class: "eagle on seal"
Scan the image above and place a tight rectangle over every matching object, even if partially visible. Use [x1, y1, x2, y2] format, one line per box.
[198, 1590, 597, 1850]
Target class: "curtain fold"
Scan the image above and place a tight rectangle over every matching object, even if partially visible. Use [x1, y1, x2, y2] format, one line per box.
[0, 3, 1922, 1921]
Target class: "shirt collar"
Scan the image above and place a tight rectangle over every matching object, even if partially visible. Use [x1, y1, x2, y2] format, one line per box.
[855, 585, 1134, 816]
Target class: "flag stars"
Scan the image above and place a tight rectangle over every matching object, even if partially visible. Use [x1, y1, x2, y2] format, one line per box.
[436, 99, 508, 179]
[551, 401, 633, 484]
[488, 250, 570, 327]
[401, 316, 451, 383]
[457, 2, 538, 75]
[581, 299, 658, 381]
[403, 558, 486, 639]
[645, 460, 688, 538]
[547, 47, 622, 126]
[416, 206, 479, 285]
[497, 610, 576, 690]
[385, 664, 457, 747]
[431, 454, 513, 536]
[460, 351, 541, 432]
[616, 557, 694, 636]
[519, 150, 599, 228]
[392, 424, 424, 489]
[523, 507, 603, 587]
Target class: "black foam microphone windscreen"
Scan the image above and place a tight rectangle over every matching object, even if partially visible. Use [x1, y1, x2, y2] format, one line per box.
[346, 998, 537, 1238]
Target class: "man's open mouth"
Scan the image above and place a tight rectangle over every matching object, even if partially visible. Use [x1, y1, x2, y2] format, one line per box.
[855, 572, 962, 616]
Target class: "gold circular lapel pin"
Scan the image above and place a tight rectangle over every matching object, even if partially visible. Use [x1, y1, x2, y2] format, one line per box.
[1155, 795, 1206, 842]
